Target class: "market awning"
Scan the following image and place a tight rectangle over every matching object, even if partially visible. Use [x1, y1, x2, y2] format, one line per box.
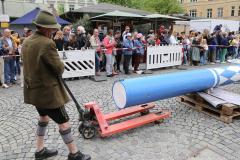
[71, 3, 151, 15]
[145, 14, 183, 20]
[144, 14, 183, 33]
[11, 7, 70, 25]
[90, 10, 144, 21]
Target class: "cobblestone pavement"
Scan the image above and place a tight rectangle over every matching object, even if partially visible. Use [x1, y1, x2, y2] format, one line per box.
[1, 64, 240, 160]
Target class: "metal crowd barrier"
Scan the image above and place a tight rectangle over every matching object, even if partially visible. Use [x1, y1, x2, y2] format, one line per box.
[58, 49, 95, 79]
[146, 45, 183, 70]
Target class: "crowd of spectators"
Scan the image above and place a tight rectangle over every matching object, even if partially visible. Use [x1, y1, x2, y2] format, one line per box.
[0, 24, 239, 89]
[0, 28, 27, 88]
[139, 24, 240, 66]
[181, 27, 240, 66]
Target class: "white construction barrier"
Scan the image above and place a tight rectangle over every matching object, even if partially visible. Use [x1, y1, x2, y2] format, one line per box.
[146, 45, 183, 70]
[58, 49, 95, 78]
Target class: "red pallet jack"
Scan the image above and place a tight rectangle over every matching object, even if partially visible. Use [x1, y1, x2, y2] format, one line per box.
[61, 78, 171, 139]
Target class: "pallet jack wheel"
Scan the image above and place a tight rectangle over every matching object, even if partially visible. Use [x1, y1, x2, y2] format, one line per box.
[82, 126, 96, 139]
[140, 110, 150, 116]
[78, 121, 84, 134]
[154, 119, 164, 124]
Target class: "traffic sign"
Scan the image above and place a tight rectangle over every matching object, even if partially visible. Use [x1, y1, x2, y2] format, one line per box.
[0, 15, 10, 22]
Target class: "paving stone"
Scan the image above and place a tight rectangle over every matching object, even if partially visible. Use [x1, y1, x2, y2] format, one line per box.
[0, 64, 240, 159]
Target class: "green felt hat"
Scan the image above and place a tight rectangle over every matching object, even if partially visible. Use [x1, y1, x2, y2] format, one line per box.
[33, 10, 60, 29]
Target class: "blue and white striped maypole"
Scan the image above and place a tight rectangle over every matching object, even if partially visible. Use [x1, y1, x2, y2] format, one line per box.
[112, 65, 240, 109]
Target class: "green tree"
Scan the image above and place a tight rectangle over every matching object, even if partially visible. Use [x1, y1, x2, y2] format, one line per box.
[150, 0, 184, 14]
[97, 0, 184, 14]
[98, 0, 131, 6]
[72, 14, 93, 33]
[57, 4, 65, 15]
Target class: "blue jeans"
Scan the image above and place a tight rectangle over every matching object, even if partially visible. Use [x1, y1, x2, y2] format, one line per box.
[95, 52, 100, 72]
[105, 54, 113, 75]
[4, 58, 15, 84]
[216, 47, 220, 60]
[16, 60, 21, 75]
[183, 50, 188, 64]
[200, 51, 208, 65]
[232, 47, 238, 59]
[238, 47, 240, 58]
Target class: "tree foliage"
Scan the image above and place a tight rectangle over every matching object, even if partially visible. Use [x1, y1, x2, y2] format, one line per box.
[72, 14, 93, 33]
[98, 0, 184, 14]
[150, 0, 184, 14]
[98, 0, 133, 6]
[57, 4, 65, 15]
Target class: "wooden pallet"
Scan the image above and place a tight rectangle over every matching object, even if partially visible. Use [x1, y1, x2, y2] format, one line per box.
[178, 94, 240, 123]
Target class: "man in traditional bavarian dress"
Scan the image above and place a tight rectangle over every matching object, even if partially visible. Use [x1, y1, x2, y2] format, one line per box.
[22, 10, 91, 160]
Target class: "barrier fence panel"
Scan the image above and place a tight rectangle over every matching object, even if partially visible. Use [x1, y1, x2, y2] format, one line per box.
[146, 45, 183, 70]
[58, 49, 95, 78]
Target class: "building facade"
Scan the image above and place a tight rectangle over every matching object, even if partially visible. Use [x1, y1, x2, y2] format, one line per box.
[1, 0, 97, 17]
[179, 0, 240, 20]
[17, 0, 97, 12]
[45, 0, 97, 12]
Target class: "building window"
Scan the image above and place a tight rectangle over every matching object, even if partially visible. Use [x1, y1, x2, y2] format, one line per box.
[217, 8, 223, 18]
[239, 6, 240, 16]
[231, 6, 235, 16]
[49, 3, 54, 8]
[78, 0, 85, 5]
[190, 9, 197, 18]
[47, 0, 56, 4]
[58, 0, 66, 3]
[190, 0, 197, 2]
[69, 5, 75, 11]
[207, 9, 212, 18]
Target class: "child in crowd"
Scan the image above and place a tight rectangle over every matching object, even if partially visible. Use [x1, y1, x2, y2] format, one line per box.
[200, 39, 208, 65]
[182, 34, 191, 65]
[133, 33, 145, 73]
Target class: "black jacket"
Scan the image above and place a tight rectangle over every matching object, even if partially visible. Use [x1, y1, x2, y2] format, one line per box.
[77, 33, 87, 49]
[54, 38, 64, 51]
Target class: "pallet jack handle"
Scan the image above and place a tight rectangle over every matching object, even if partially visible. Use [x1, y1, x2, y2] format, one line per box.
[59, 77, 85, 115]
